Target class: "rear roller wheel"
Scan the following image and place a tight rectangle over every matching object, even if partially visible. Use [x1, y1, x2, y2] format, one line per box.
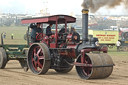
[0, 48, 8, 69]
[76, 53, 114, 79]
[27, 43, 51, 74]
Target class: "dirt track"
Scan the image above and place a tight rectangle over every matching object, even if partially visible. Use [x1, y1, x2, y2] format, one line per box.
[0, 55, 128, 85]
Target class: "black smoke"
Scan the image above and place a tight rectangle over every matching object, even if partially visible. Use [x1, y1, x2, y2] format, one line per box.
[82, 0, 128, 13]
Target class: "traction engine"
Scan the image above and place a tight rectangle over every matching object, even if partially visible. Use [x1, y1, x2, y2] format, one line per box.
[21, 9, 114, 79]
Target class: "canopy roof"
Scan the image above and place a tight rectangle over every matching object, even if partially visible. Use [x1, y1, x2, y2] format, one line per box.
[21, 15, 76, 24]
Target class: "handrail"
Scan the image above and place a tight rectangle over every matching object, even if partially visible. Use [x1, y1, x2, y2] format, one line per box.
[1, 33, 4, 46]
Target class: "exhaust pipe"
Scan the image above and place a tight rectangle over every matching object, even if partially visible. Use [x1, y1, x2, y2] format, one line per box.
[77, 9, 98, 50]
[82, 9, 89, 44]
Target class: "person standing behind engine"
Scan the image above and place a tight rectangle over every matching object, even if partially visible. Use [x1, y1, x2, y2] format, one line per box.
[70, 26, 80, 43]
[30, 23, 42, 43]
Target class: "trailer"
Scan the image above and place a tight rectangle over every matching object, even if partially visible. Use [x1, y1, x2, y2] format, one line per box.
[0, 35, 28, 70]
[89, 30, 119, 48]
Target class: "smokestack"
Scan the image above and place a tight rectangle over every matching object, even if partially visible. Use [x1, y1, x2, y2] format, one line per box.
[82, 9, 89, 43]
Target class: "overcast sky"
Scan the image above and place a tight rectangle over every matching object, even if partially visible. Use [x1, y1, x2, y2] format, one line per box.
[0, 0, 128, 15]
[0, 0, 83, 14]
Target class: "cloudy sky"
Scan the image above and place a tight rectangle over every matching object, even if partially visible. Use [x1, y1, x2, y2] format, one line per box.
[0, 0, 128, 15]
[0, 0, 83, 14]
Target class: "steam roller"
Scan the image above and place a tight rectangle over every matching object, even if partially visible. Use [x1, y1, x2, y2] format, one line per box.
[74, 9, 114, 79]
[20, 8, 114, 79]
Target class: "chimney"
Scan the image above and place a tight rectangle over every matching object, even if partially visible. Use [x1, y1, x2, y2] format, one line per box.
[82, 9, 89, 44]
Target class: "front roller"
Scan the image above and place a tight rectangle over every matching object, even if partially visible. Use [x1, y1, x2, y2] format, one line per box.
[76, 53, 114, 79]
[27, 43, 51, 74]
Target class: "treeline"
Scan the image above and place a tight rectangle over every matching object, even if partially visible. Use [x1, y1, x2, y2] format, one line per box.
[0, 14, 29, 27]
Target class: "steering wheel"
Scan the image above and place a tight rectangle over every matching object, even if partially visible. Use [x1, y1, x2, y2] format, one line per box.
[36, 33, 43, 41]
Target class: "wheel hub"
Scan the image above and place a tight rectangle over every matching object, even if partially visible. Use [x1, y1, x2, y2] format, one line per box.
[34, 55, 38, 61]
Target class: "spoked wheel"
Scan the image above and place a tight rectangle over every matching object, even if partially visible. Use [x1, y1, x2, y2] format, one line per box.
[27, 43, 51, 74]
[76, 53, 114, 79]
[0, 48, 8, 69]
[76, 54, 92, 79]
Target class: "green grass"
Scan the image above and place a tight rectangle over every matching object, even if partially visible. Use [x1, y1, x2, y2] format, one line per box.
[0, 26, 27, 44]
[108, 46, 128, 56]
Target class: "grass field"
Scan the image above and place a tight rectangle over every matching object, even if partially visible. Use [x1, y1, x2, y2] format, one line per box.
[0, 26, 27, 44]
[108, 47, 128, 56]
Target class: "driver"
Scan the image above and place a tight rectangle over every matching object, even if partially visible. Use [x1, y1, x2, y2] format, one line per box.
[70, 26, 76, 34]
[70, 26, 80, 43]
[46, 23, 53, 37]
[30, 23, 42, 43]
